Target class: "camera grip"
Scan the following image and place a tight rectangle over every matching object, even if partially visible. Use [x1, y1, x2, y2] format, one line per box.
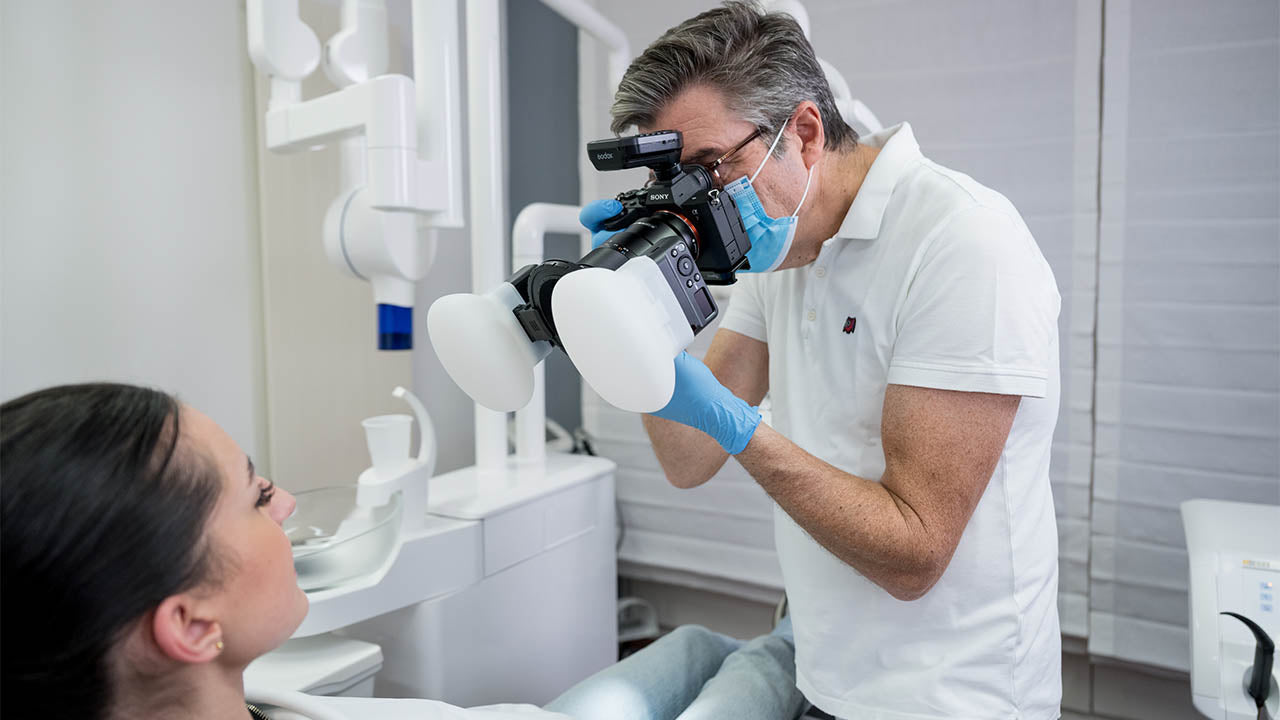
[601, 205, 648, 232]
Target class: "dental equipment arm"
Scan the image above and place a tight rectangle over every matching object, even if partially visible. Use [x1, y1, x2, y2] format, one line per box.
[246, 0, 464, 349]
[264, 74, 448, 214]
[510, 203, 593, 465]
[540, 0, 631, 91]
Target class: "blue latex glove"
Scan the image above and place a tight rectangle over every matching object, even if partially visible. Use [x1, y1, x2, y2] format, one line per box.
[653, 352, 762, 455]
[579, 198, 623, 248]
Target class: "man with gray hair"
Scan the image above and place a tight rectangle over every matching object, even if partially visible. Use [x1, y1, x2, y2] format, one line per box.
[581, 2, 1064, 718]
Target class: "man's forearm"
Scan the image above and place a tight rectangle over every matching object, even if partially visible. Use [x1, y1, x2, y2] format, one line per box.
[736, 423, 944, 600]
[642, 415, 730, 489]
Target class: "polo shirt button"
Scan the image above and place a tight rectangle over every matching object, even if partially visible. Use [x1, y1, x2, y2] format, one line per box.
[807, 309, 817, 322]
[815, 267, 826, 278]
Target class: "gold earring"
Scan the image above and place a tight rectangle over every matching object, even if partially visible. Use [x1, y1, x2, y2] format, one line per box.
[215, 640, 224, 651]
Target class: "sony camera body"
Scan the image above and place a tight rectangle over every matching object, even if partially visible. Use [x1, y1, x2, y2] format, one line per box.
[427, 130, 753, 414]
[510, 130, 752, 349]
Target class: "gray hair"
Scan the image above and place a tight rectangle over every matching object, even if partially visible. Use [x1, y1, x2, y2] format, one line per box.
[611, 0, 858, 156]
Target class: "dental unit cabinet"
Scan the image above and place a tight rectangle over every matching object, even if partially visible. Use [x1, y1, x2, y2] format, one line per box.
[248, 382, 617, 704]
[1182, 500, 1280, 719]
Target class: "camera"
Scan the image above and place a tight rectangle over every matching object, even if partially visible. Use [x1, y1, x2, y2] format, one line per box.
[510, 130, 752, 349]
[427, 130, 753, 414]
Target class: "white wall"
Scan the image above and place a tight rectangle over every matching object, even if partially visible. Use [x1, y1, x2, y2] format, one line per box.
[1, 0, 268, 461]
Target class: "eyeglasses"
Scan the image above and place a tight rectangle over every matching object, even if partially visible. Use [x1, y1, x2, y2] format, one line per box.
[705, 127, 763, 185]
[647, 127, 764, 188]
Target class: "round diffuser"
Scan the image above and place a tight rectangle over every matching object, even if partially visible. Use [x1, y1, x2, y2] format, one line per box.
[427, 284, 549, 412]
[552, 257, 693, 413]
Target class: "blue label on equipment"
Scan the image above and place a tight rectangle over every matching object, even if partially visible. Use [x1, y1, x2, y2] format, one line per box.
[378, 304, 413, 350]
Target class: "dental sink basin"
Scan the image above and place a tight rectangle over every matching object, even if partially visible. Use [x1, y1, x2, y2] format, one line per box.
[285, 487, 403, 591]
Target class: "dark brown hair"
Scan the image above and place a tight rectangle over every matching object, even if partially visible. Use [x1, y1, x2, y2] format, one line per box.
[1, 383, 223, 720]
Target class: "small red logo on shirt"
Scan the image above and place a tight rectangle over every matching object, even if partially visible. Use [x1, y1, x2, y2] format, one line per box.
[843, 317, 856, 334]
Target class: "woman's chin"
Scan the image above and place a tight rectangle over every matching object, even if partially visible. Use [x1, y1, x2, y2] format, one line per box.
[266, 587, 310, 653]
[289, 587, 310, 632]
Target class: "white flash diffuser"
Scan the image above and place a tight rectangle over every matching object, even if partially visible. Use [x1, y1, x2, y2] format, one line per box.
[426, 284, 552, 412]
[551, 256, 694, 413]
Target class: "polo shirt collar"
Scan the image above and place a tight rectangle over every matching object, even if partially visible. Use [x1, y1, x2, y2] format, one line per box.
[835, 122, 922, 240]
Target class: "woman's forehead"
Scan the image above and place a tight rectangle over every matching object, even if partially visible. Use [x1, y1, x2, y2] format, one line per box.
[180, 406, 243, 481]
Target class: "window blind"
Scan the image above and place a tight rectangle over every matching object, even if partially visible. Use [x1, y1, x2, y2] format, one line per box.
[1089, 0, 1280, 671]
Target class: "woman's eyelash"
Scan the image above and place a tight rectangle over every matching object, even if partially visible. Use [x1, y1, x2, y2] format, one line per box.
[256, 481, 275, 508]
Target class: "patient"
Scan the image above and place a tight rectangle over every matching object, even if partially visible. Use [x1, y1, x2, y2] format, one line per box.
[1, 383, 807, 720]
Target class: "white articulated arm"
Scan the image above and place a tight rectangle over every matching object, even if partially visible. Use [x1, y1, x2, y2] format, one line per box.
[263, 74, 451, 216]
[540, 0, 632, 90]
[248, 0, 463, 221]
[412, 0, 465, 229]
[247, 0, 466, 350]
[510, 203, 589, 464]
[324, 0, 389, 88]
[247, 0, 320, 107]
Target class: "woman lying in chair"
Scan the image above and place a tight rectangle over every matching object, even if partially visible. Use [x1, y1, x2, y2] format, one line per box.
[1, 383, 807, 720]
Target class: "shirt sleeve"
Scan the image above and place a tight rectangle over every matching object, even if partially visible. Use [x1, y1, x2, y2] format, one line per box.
[887, 207, 1061, 398]
[717, 273, 768, 343]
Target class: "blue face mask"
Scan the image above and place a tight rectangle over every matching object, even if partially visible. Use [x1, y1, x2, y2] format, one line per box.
[723, 122, 814, 273]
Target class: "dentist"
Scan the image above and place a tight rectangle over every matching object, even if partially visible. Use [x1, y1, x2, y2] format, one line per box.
[582, 3, 1064, 719]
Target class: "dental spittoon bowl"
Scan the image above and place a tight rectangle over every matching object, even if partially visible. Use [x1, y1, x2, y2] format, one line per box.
[284, 487, 403, 591]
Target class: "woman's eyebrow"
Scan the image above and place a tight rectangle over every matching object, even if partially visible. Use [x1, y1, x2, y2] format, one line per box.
[246, 456, 256, 486]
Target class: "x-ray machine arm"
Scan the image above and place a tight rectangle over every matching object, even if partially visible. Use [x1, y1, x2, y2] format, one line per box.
[247, 0, 463, 350]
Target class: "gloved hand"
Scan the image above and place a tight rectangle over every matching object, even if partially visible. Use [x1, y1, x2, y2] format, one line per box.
[652, 352, 762, 455]
[579, 198, 623, 248]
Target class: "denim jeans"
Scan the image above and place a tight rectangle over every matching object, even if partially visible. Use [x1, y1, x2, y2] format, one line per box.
[543, 618, 808, 720]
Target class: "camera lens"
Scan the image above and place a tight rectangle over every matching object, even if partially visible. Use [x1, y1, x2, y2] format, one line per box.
[580, 211, 699, 272]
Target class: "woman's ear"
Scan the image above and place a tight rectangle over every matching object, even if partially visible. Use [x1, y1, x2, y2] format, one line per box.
[151, 594, 223, 665]
[791, 100, 825, 169]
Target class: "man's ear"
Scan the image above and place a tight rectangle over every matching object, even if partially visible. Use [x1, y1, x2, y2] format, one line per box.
[151, 593, 223, 665]
[791, 100, 825, 169]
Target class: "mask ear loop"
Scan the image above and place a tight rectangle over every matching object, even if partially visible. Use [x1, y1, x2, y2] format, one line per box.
[749, 121, 790, 185]
[791, 163, 815, 218]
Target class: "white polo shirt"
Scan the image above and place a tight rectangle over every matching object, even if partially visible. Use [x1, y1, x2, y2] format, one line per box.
[720, 123, 1062, 720]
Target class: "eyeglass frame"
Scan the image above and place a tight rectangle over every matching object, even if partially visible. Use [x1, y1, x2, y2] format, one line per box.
[645, 126, 765, 188]
[705, 126, 764, 185]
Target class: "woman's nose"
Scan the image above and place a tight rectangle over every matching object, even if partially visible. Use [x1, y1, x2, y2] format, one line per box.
[271, 488, 297, 525]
